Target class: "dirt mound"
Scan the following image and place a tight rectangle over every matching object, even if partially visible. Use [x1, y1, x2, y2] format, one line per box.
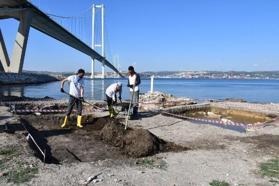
[100, 120, 187, 157]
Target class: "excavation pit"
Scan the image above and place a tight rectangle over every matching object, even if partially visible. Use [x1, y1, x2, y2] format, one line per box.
[162, 104, 278, 132]
[183, 107, 276, 125]
[19, 115, 187, 164]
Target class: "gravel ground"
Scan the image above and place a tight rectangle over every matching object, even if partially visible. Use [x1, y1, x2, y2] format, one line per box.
[0, 101, 278, 186]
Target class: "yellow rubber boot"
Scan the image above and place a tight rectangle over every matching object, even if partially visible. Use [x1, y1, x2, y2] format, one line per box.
[77, 115, 83, 128]
[112, 108, 118, 117]
[108, 106, 113, 117]
[108, 106, 118, 118]
[61, 116, 68, 128]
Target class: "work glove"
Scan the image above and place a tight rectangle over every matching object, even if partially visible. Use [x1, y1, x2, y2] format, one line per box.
[79, 97, 84, 102]
[60, 88, 65, 93]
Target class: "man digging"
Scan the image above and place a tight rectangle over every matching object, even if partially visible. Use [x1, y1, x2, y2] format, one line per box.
[105, 82, 122, 118]
[60, 69, 85, 128]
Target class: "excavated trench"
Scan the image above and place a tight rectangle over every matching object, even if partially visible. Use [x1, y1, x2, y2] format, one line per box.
[183, 107, 276, 124]
[20, 115, 187, 164]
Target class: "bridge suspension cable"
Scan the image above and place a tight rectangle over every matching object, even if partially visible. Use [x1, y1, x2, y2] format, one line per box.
[45, 4, 120, 76]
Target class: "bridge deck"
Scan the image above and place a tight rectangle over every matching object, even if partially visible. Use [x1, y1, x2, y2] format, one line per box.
[0, 0, 122, 76]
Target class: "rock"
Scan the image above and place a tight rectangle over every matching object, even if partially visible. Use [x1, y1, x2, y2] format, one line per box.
[107, 173, 114, 177]
[80, 172, 102, 185]
[114, 178, 122, 183]
[207, 112, 221, 119]
[93, 178, 103, 183]
[139, 91, 195, 111]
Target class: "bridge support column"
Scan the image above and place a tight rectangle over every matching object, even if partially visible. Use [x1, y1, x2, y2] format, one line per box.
[10, 10, 32, 73]
[0, 10, 32, 73]
[0, 30, 10, 72]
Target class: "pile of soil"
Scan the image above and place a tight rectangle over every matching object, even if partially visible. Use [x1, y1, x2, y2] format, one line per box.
[100, 120, 187, 158]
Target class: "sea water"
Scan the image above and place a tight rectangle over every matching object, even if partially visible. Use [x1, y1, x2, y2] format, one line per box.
[1, 78, 279, 103]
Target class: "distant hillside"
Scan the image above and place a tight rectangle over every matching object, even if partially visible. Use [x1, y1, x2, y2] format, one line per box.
[139, 71, 279, 79]
[21, 70, 279, 80]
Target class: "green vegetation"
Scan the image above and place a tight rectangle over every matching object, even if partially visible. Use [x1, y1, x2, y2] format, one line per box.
[0, 146, 19, 172]
[138, 158, 154, 166]
[260, 158, 279, 184]
[136, 157, 168, 170]
[6, 163, 38, 184]
[0, 146, 18, 156]
[0, 159, 5, 170]
[209, 180, 230, 186]
[0, 146, 38, 184]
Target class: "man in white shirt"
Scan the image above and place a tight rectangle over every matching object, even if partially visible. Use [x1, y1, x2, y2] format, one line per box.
[60, 69, 85, 128]
[105, 82, 122, 117]
[127, 66, 141, 119]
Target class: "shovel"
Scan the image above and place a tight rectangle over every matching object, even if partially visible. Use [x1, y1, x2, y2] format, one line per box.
[62, 91, 104, 111]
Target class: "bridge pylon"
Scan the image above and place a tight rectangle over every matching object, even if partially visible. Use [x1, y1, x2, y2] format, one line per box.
[91, 4, 105, 79]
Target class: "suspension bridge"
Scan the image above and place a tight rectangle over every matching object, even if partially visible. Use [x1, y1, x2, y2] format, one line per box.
[0, 0, 123, 78]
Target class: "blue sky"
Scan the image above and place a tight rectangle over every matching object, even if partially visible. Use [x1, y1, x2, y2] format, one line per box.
[1, 0, 279, 72]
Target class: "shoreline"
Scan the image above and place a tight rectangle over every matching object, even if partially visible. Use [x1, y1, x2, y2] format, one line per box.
[1, 74, 278, 104]
[1, 72, 279, 86]
[0, 72, 63, 85]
